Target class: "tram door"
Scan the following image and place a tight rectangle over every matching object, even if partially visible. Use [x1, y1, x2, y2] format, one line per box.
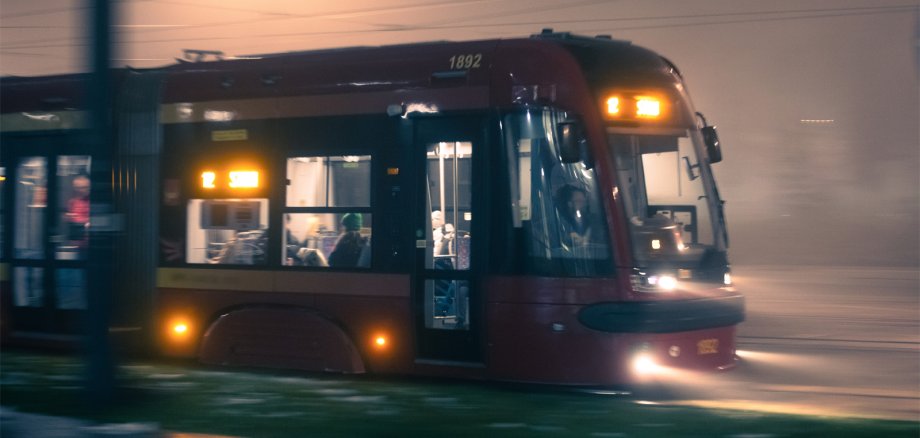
[7, 152, 91, 335]
[413, 117, 485, 363]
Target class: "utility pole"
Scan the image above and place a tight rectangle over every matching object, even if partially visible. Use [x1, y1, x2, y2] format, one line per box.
[86, 0, 116, 405]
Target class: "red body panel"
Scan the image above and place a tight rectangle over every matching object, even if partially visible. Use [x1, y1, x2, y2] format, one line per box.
[160, 41, 498, 107]
[484, 277, 737, 385]
[157, 283, 415, 375]
[200, 307, 365, 373]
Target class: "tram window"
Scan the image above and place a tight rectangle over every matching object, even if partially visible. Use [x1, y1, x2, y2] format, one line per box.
[611, 133, 714, 248]
[283, 213, 372, 268]
[186, 198, 269, 265]
[55, 156, 92, 260]
[641, 138, 712, 246]
[510, 140, 532, 227]
[14, 157, 46, 260]
[283, 154, 373, 269]
[286, 155, 371, 208]
[425, 142, 472, 272]
[504, 110, 612, 277]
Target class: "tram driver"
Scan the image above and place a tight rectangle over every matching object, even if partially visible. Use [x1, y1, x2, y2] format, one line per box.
[556, 184, 593, 247]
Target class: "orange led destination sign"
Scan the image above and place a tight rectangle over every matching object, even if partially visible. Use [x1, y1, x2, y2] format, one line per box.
[602, 90, 670, 123]
[201, 171, 217, 189]
[229, 171, 259, 188]
[200, 169, 260, 190]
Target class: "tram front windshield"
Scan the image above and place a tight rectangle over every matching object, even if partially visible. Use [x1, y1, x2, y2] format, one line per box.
[609, 128, 720, 267]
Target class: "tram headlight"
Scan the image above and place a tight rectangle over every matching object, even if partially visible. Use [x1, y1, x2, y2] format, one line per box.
[652, 275, 678, 291]
[631, 272, 678, 293]
[632, 353, 660, 375]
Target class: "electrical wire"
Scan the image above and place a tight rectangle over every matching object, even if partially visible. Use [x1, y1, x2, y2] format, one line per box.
[0, 0, 500, 50]
[1, 4, 916, 52]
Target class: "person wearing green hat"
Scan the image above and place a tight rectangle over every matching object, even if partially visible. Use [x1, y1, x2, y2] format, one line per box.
[328, 213, 368, 267]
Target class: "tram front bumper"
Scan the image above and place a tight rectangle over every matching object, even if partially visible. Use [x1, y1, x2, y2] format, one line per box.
[577, 293, 745, 334]
[579, 294, 744, 376]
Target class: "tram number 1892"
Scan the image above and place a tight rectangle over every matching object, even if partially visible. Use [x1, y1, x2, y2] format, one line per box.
[697, 339, 719, 355]
[449, 53, 482, 70]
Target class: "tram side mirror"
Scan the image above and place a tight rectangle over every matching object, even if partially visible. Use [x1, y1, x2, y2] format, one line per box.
[558, 120, 586, 164]
[696, 112, 723, 164]
[702, 125, 722, 164]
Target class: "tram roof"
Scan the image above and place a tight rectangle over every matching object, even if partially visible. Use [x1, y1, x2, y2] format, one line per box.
[1, 30, 673, 113]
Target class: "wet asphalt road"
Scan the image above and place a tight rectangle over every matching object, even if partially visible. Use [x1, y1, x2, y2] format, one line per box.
[661, 265, 920, 420]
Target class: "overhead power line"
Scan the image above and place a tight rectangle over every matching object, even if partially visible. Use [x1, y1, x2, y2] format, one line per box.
[128, 0, 498, 34]
[0, 5, 90, 20]
[0, 0, 498, 50]
[1, 4, 916, 51]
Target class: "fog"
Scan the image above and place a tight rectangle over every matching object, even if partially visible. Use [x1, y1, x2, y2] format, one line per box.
[619, 3, 919, 267]
[2, 0, 917, 267]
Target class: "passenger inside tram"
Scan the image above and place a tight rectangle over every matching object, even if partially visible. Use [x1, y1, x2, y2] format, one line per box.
[328, 213, 369, 268]
[431, 210, 455, 267]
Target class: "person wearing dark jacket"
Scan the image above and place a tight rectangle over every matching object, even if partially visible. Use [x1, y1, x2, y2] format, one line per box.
[328, 213, 368, 267]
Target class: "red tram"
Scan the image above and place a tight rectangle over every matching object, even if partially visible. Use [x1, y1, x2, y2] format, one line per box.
[0, 30, 743, 385]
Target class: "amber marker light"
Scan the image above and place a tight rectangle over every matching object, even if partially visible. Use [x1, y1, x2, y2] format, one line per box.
[167, 317, 192, 341]
[372, 333, 389, 350]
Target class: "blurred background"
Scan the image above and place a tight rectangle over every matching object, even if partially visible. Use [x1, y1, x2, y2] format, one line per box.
[2, 0, 918, 267]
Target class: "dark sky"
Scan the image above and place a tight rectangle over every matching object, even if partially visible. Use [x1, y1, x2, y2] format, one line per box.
[2, 0, 917, 266]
